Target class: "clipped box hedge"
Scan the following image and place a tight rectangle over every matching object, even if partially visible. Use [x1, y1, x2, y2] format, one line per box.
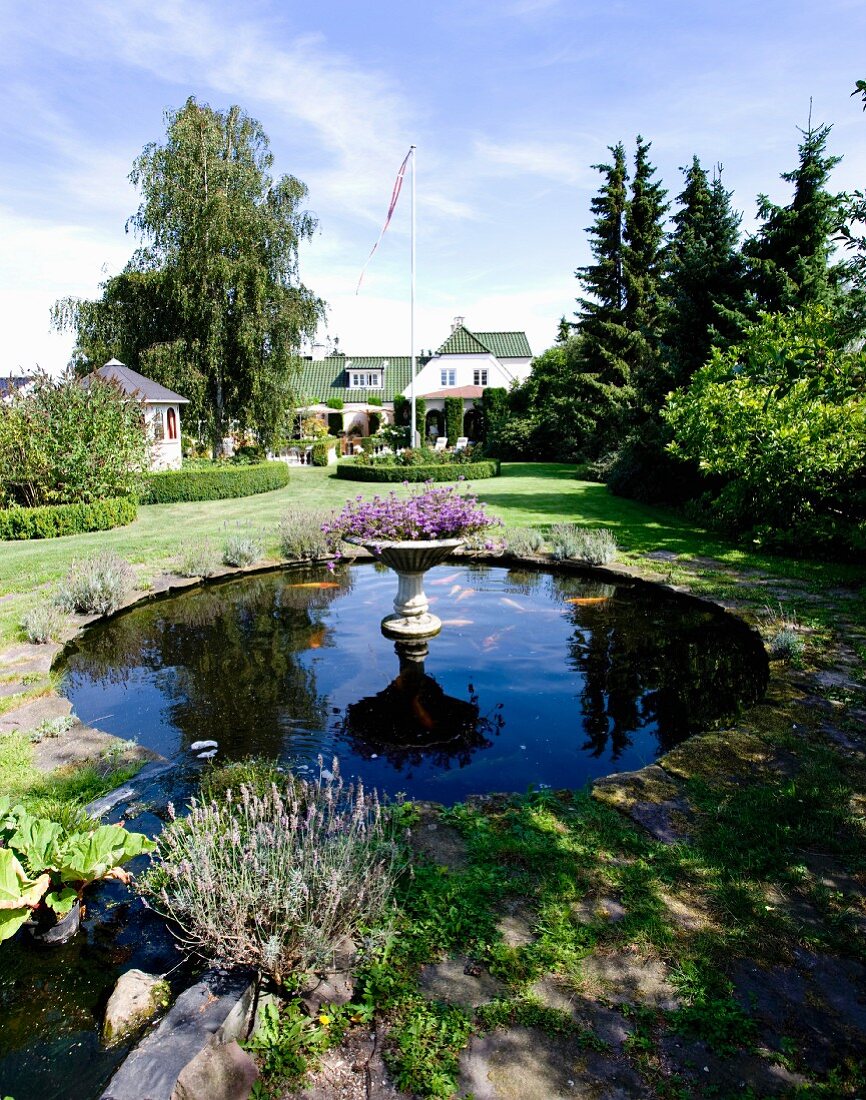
[336, 460, 499, 484]
[0, 497, 137, 540]
[139, 461, 290, 504]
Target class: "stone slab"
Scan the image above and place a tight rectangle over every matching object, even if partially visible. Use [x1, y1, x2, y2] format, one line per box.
[101, 969, 256, 1100]
[418, 957, 507, 1008]
[579, 952, 679, 1011]
[172, 1040, 258, 1100]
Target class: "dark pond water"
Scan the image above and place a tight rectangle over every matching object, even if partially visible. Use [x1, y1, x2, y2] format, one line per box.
[60, 562, 768, 804]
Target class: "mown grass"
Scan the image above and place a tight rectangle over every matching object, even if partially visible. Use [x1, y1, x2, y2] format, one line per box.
[2, 463, 863, 646]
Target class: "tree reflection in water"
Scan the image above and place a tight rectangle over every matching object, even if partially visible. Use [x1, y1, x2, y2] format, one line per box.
[341, 640, 502, 773]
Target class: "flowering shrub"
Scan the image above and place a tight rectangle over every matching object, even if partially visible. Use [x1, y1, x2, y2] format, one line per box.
[323, 483, 501, 546]
[55, 551, 136, 615]
[139, 759, 401, 981]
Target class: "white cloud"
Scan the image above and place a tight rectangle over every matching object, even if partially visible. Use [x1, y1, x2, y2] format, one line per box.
[474, 137, 600, 187]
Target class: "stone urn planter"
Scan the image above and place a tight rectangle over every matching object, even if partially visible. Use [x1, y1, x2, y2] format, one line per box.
[347, 538, 463, 638]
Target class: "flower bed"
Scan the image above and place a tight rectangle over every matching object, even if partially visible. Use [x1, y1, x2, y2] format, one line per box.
[336, 460, 498, 483]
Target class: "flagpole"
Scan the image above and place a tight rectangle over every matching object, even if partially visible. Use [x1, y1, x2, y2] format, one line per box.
[409, 145, 417, 448]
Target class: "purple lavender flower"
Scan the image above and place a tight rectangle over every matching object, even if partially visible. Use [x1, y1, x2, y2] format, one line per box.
[322, 483, 501, 544]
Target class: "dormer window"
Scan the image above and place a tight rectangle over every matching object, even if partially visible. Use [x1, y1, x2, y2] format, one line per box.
[350, 371, 382, 388]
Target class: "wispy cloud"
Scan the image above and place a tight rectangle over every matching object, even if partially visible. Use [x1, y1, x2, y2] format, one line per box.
[474, 137, 599, 188]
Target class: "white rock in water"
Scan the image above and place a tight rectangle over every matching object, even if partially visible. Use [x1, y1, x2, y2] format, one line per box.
[320, 768, 334, 781]
[190, 740, 218, 752]
[196, 749, 218, 759]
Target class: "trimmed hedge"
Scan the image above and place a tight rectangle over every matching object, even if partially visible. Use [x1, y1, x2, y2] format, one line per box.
[336, 460, 499, 483]
[139, 461, 290, 504]
[0, 497, 137, 540]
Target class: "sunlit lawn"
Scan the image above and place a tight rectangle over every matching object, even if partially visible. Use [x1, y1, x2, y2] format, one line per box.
[1, 462, 862, 646]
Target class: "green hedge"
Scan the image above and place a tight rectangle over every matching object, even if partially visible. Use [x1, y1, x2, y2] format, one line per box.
[0, 497, 137, 540]
[336, 460, 499, 483]
[139, 461, 290, 504]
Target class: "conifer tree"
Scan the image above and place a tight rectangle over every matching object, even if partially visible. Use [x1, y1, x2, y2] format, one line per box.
[744, 120, 844, 312]
[665, 159, 746, 392]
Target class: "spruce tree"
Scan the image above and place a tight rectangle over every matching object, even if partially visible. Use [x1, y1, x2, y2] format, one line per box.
[744, 120, 844, 312]
[571, 142, 633, 455]
[665, 158, 746, 391]
[622, 136, 669, 417]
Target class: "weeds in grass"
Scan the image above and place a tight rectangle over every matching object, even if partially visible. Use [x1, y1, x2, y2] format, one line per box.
[21, 601, 66, 644]
[761, 603, 806, 664]
[27, 714, 75, 742]
[55, 551, 135, 615]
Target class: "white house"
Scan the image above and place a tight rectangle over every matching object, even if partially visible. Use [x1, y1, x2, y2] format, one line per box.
[294, 318, 533, 442]
[93, 359, 189, 470]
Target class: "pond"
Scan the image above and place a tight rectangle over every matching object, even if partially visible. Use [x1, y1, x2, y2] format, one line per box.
[60, 561, 769, 804]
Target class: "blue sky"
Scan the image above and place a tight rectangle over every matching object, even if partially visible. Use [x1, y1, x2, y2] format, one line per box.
[1, 0, 865, 374]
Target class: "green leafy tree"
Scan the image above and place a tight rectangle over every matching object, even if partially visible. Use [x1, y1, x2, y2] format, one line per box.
[54, 97, 324, 455]
[663, 304, 866, 554]
[743, 121, 844, 313]
[0, 372, 148, 508]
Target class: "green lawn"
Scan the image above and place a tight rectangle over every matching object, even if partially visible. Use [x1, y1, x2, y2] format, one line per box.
[1, 462, 862, 646]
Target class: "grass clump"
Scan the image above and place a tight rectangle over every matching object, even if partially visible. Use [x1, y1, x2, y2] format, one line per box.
[20, 601, 67, 643]
[141, 757, 402, 982]
[548, 524, 618, 565]
[222, 526, 263, 567]
[761, 603, 806, 665]
[55, 551, 135, 615]
[277, 508, 332, 561]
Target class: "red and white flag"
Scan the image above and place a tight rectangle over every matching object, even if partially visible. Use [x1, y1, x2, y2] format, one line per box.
[356, 148, 413, 294]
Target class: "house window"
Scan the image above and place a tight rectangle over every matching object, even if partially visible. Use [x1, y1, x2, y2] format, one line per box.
[440, 369, 456, 387]
[473, 369, 488, 386]
[152, 408, 165, 442]
[167, 407, 178, 440]
[350, 372, 381, 388]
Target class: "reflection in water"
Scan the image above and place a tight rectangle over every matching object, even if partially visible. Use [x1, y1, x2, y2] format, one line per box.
[62, 563, 768, 802]
[341, 640, 501, 771]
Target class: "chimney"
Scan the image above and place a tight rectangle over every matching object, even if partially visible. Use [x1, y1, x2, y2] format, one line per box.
[451, 315, 465, 333]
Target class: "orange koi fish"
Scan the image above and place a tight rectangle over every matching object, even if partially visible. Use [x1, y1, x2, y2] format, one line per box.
[566, 596, 611, 605]
[308, 627, 327, 649]
[440, 619, 474, 627]
[448, 584, 462, 596]
[456, 589, 475, 603]
[430, 572, 461, 586]
[289, 582, 341, 589]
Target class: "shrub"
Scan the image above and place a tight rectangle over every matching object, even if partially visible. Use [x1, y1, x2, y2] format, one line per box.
[176, 540, 220, 578]
[312, 440, 332, 467]
[368, 396, 383, 407]
[325, 398, 345, 410]
[231, 443, 266, 464]
[140, 759, 401, 981]
[0, 497, 137, 540]
[443, 396, 463, 447]
[761, 604, 806, 665]
[0, 369, 147, 508]
[21, 602, 67, 644]
[548, 524, 617, 565]
[222, 527, 263, 567]
[336, 460, 498, 483]
[55, 551, 136, 615]
[139, 462, 289, 504]
[505, 527, 546, 556]
[278, 509, 332, 560]
[200, 757, 287, 803]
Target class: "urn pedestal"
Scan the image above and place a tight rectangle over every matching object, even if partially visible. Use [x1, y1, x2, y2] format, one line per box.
[349, 538, 463, 639]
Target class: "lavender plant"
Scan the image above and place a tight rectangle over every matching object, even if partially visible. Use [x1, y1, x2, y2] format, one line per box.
[222, 526, 263, 567]
[21, 601, 67, 644]
[55, 551, 135, 615]
[549, 524, 617, 565]
[139, 759, 401, 981]
[177, 540, 219, 578]
[322, 482, 500, 547]
[278, 508, 332, 561]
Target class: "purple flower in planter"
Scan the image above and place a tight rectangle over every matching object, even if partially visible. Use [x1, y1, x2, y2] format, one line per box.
[322, 482, 501, 546]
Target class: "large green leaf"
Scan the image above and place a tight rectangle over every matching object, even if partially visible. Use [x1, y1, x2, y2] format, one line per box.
[58, 824, 155, 884]
[0, 848, 50, 944]
[46, 885, 78, 917]
[8, 812, 63, 874]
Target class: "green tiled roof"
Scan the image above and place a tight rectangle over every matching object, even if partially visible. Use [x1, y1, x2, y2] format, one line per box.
[436, 325, 531, 358]
[295, 355, 414, 404]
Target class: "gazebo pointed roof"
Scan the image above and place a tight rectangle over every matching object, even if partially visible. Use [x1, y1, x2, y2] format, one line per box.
[93, 360, 189, 404]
